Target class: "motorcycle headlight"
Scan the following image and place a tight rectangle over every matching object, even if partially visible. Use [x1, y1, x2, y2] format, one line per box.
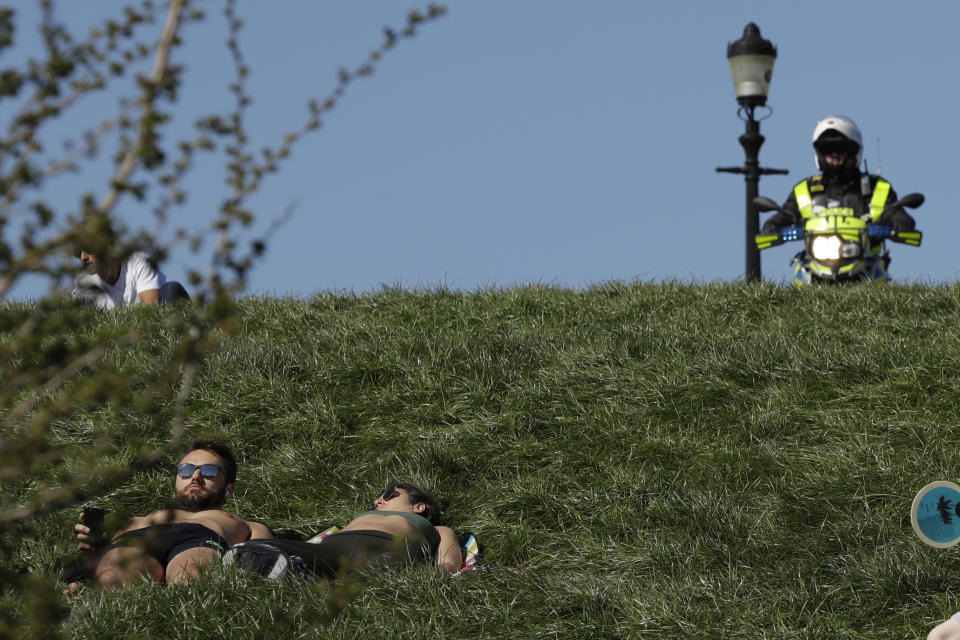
[840, 242, 862, 258]
[810, 235, 842, 261]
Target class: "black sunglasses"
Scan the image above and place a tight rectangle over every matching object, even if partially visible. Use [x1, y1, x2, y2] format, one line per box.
[177, 463, 222, 478]
[371, 485, 402, 508]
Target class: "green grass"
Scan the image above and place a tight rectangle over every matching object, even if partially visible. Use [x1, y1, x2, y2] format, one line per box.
[6, 282, 960, 638]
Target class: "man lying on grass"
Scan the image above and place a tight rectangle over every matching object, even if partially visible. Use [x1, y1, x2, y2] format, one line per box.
[69, 437, 272, 591]
[226, 482, 461, 578]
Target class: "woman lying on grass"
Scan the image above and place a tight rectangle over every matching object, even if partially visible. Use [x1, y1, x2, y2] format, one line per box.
[227, 482, 462, 578]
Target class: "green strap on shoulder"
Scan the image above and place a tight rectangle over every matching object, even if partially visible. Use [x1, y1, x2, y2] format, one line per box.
[868, 179, 891, 222]
[794, 180, 813, 218]
[798, 177, 892, 222]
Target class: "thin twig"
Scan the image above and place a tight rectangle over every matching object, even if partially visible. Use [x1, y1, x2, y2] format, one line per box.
[0, 358, 197, 526]
[97, 0, 184, 216]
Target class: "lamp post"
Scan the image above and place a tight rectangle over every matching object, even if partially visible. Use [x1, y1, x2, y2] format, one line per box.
[716, 23, 788, 282]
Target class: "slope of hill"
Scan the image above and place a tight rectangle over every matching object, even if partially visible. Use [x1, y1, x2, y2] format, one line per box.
[6, 283, 960, 638]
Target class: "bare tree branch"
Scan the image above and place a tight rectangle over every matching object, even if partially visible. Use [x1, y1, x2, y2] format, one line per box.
[97, 0, 184, 216]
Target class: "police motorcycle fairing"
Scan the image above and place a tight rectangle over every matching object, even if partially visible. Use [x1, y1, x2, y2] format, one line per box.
[754, 193, 924, 285]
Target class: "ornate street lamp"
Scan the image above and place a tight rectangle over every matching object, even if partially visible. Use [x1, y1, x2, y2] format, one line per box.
[716, 23, 788, 282]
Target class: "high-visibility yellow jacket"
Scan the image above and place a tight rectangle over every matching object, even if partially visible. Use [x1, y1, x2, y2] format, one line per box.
[761, 172, 915, 234]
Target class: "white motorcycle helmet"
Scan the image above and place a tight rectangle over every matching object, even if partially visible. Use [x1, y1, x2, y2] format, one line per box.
[812, 114, 863, 173]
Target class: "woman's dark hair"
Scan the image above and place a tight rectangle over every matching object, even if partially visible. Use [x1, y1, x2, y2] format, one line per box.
[180, 437, 238, 484]
[72, 214, 117, 260]
[389, 482, 440, 524]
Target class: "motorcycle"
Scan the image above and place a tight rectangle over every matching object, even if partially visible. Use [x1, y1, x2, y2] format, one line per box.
[753, 193, 924, 285]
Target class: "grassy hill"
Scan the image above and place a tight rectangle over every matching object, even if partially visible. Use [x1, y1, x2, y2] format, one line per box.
[6, 282, 960, 639]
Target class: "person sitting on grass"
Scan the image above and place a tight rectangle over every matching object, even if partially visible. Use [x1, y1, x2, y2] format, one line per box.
[69, 437, 272, 592]
[73, 245, 190, 309]
[226, 482, 461, 578]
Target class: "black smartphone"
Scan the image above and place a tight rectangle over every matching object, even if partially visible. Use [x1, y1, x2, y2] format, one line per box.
[82, 505, 105, 535]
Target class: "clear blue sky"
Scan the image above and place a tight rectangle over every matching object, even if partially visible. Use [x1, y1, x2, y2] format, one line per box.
[7, 1, 959, 299]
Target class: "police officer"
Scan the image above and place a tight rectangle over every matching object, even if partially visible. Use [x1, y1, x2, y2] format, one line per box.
[761, 115, 916, 236]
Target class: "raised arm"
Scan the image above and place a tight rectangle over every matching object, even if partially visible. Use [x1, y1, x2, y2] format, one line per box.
[127, 252, 162, 305]
[138, 288, 160, 305]
[435, 526, 462, 574]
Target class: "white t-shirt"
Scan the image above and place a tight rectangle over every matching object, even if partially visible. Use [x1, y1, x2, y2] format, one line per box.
[73, 252, 166, 309]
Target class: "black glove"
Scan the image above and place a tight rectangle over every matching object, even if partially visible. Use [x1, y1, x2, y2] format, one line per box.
[882, 210, 915, 233]
[760, 220, 781, 235]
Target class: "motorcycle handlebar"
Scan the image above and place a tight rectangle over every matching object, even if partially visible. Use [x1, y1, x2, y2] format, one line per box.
[779, 226, 803, 241]
[867, 224, 892, 239]
[774, 224, 916, 242]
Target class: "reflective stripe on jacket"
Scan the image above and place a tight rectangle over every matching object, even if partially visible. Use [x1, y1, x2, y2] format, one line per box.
[793, 177, 891, 220]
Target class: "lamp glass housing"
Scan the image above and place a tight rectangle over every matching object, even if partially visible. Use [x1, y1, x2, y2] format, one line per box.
[728, 53, 775, 106]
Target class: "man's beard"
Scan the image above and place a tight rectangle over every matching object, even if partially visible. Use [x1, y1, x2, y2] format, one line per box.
[174, 485, 227, 511]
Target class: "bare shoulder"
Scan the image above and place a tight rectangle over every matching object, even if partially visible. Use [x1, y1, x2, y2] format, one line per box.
[436, 526, 459, 550]
[246, 520, 273, 539]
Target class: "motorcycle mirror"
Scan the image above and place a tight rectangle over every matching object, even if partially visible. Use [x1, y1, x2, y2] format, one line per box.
[897, 192, 925, 209]
[753, 196, 784, 213]
[880, 192, 925, 218]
